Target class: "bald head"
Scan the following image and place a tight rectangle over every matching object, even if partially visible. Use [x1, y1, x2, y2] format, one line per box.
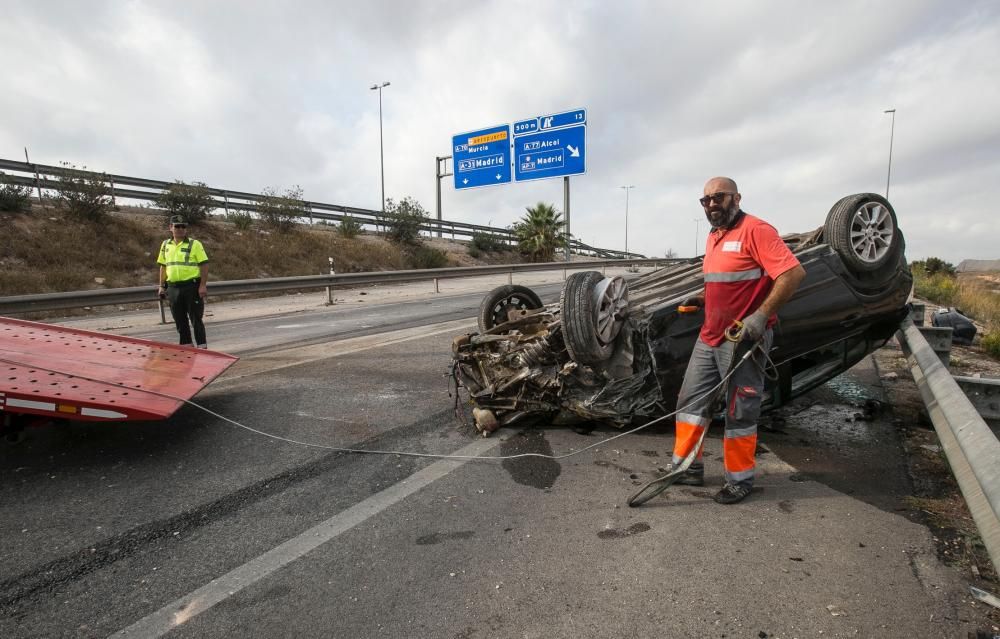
[704, 177, 738, 195]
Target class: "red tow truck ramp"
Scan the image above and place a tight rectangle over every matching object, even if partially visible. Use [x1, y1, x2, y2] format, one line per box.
[0, 317, 238, 422]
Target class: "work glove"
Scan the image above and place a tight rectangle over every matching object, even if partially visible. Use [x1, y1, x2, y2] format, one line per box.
[741, 310, 768, 342]
[678, 295, 704, 312]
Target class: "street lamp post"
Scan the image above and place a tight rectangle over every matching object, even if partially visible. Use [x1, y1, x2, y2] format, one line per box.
[620, 185, 634, 257]
[884, 108, 896, 200]
[370, 81, 391, 211]
[692, 218, 701, 257]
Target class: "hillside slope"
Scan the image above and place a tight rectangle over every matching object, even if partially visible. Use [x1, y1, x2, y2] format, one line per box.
[0, 204, 526, 298]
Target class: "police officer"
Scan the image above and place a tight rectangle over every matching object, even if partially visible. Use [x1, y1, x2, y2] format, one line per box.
[157, 215, 210, 348]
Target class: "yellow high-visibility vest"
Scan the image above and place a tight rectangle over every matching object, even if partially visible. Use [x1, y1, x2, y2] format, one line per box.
[157, 238, 208, 283]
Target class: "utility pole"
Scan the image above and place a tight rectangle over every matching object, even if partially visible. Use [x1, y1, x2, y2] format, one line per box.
[435, 155, 452, 238]
[693, 218, 701, 257]
[370, 81, 390, 211]
[884, 108, 896, 199]
[620, 185, 635, 258]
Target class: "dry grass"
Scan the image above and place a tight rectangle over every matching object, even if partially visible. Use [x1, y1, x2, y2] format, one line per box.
[0, 203, 527, 297]
[915, 268, 1000, 357]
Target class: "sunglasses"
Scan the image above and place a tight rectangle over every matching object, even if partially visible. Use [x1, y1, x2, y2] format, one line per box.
[699, 192, 734, 206]
[172, 224, 187, 229]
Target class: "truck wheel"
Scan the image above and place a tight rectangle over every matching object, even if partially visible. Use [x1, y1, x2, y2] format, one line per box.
[478, 284, 544, 332]
[560, 271, 629, 365]
[824, 193, 901, 273]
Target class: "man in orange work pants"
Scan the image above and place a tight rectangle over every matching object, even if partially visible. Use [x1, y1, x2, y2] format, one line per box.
[672, 177, 806, 504]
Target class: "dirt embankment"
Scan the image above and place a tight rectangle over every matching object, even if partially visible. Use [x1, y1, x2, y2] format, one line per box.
[0, 203, 532, 300]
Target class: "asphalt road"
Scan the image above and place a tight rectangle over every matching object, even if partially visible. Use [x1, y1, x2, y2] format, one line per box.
[0, 288, 992, 638]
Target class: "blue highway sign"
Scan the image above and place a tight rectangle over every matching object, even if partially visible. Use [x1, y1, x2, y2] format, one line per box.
[513, 123, 586, 182]
[452, 124, 512, 190]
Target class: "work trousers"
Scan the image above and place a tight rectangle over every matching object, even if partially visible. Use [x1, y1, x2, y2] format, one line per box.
[672, 329, 773, 486]
[167, 280, 207, 347]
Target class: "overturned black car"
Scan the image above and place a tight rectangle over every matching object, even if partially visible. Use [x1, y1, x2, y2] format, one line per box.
[452, 193, 913, 435]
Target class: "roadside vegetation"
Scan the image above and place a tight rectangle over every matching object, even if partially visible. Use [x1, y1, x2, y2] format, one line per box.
[0, 172, 32, 212]
[912, 257, 1000, 357]
[153, 181, 215, 225]
[53, 162, 115, 222]
[513, 202, 569, 261]
[0, 161, 583, 307]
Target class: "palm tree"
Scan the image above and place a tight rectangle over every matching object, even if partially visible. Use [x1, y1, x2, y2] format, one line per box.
[514, 202, 568, 261]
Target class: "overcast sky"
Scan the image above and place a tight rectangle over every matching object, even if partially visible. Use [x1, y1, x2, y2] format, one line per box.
[3, 0, 998, 264]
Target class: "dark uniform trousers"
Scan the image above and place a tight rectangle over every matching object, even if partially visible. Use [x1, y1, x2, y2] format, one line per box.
[166, 279, 206, 347]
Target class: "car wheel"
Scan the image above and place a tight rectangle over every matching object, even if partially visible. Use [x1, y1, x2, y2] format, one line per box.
[560, 271, 629, 365]
[824, 193, 901, 273]
[478, 284, 544, 332]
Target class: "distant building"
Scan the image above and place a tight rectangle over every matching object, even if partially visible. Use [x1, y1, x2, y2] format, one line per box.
[956, 259, 1000, 273]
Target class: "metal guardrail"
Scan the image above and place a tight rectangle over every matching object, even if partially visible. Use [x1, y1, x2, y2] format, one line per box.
[0, 258, 684, 315]
[0, 159, 641, 260]
[897, 318, 1000, 576]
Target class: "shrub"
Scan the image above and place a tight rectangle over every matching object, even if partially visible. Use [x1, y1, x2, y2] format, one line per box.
[913, 257, 956, 277]
[382, 196, 428, 245]
[338, 216, 363, 238]
[53, 161, 113, 221]
[226, 210, 254, 230]
[467, 246, 481, 259]
[913, 269, 959, 307]
[0, 172, 32, 212]
[409, 245, 448, 269]
[982, 330, 1000, 358]
[471, 231, 507, 253]
[154, 180, 215, 224]
[257, 186, 304, 232]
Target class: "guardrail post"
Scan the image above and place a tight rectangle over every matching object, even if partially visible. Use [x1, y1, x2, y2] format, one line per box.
[909, 303, 925, 326]
[507, 271, 512, 285]
[326, 257, 335, 305]
[563, 268, 567, 280]
[953, 376, 1000, 423]
[917, 325, 953, 368]
[223, 192, 230, 216]
[434, 278, 440, 293]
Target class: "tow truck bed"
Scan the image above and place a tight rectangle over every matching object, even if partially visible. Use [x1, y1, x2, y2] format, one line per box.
[0, 317, 238, 422]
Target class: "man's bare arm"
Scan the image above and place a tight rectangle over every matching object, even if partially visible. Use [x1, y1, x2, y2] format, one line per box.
[758, 265, 806, 317]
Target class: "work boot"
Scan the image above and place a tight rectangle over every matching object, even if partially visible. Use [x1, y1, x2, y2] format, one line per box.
[713, 482, 752, 505]
[661, 463, 704, 486]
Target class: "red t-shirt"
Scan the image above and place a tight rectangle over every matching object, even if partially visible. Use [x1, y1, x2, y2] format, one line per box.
[700, 212, 800, 347]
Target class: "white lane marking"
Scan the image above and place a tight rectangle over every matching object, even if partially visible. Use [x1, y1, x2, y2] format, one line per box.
[215, 317, 475, 384]
[109, 436, 500, 638]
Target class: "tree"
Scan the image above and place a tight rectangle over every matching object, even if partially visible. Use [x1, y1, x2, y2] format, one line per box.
[380, 196, 428, 245]
[513, 202, 567, 261]
[664, 248, 677, 258]
[0, 172, 32, 212]
[53, 161, 114, 222]
[154, 181, 215, 224]
[923, 257, 956, 277]
[257, 186, 305, 232]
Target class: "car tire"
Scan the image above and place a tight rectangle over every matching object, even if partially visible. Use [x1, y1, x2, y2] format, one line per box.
[824, 193, 901, 273]
[478, 284, 544, 332]
[560, 271, 629, 365]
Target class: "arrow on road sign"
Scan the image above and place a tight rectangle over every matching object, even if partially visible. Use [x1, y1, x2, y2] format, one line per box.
[567, 145, 580, 157]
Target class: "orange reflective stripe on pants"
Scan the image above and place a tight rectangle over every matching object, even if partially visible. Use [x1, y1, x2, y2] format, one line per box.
[723, 432, 757, 475]
[673, 420, 706, 460]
